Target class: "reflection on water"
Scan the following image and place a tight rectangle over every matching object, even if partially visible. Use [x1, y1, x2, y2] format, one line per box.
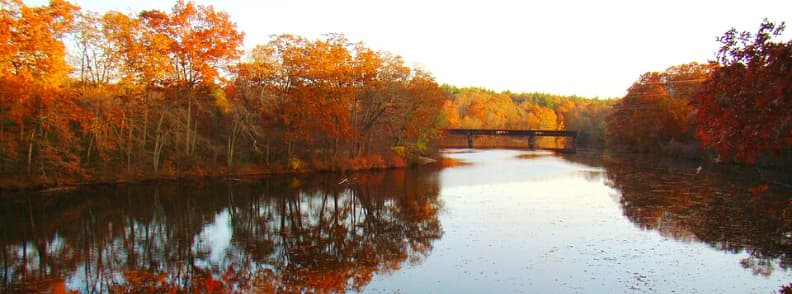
[0, 170, 442, 293]
[367, 149, 791, 293]
[2, 149, 791, 293]
[566, 152, 792, 276]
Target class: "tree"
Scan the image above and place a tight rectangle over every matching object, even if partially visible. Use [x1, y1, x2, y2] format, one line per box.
[393, 72, 446, 153]
[149, 0, 244, 157]
[228, 44, 280, 167]
[606, 63, 711, 152]
[71, 11, 121, 86]
[694, 20, 792, 163]
[0, 0, 83, 183]
[250, 34, 318, 158]
[351, 50, 410, 156]
[97, 1, 244, 173]
[1, 1, 450, 188]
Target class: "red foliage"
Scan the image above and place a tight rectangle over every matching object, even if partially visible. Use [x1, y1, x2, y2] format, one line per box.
[780, 283, 792, 294]
[694, 20, 792, 163]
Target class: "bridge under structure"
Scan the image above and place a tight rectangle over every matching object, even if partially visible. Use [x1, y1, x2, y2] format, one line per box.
[445, 128, 578, 152]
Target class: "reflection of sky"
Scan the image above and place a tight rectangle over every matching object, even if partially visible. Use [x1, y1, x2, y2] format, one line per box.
[440, 149, 605, 188]
[366, 149, 792, 293]
[194, 209, 233, 266]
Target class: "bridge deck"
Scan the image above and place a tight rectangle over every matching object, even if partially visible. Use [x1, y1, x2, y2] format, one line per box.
[446, 129, 577, 137]
[445, 128, 577, 151]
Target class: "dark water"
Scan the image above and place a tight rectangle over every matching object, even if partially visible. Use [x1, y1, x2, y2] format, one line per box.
[1, 149, 791, 293]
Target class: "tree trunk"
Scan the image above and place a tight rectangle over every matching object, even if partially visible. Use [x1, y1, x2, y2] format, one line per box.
[185, 99, 191, 155]
[27, 130, 35, 176]
[153, 112, 166, 173]
[265, 137, 270, 167]
[142, 93, 148, 150]
[191, 117, 198, 156]
[226, 117, 240, 170]
[226, 136, 234, 170]
[86, 134, 94, 164]
[127, 113, 134, 175]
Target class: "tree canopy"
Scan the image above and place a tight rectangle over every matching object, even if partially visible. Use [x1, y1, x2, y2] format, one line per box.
[694, 20, 792, 163]
[2, 1, 790, 189]
[0, 0, 450, 188]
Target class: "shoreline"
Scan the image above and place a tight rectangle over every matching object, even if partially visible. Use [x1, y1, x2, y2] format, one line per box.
[5, 145, 791, 193]
[0, 156, 444, 194]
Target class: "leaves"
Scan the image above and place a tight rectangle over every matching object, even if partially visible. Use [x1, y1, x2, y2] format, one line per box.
[231, 34, 446, 162]
[440, 87, 613, 148]
[606, 63, 711, 152]
[694, 20, 792, 163]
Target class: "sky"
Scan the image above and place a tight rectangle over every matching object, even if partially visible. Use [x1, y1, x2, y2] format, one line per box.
[26, 0, 792, 98]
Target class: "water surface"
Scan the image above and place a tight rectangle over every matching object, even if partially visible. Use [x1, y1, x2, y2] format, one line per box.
[2, 149, 791, 293]
[366, 149, 792, 293]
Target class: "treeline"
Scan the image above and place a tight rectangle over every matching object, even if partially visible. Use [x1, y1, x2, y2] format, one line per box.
[2, 1, 788, 189]
[606, 62, 712, 156]
[440, 86, 615, 147]
[0, 0, 445, 188]
[444, 20, 792, 164]
[607, 20, 791, 164]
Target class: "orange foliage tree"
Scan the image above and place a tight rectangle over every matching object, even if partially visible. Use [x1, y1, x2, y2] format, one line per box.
[91, 1, 243, 174]
[606, 63, 711, 153]
[0, 0, 83, 185]
[231, 34, 446, 168]
[440, 87, 611, 148]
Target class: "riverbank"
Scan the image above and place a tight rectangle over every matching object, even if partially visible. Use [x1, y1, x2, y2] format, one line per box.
[0, 151, 443, 193]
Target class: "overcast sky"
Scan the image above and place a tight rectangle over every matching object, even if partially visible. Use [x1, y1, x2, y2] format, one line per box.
[27, 0, 792, 98]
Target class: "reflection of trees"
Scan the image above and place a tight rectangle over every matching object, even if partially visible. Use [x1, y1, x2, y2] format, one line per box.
[566, 152, 792, 276]
[0, 169, 442, 293]
[232, 170, 442, 292]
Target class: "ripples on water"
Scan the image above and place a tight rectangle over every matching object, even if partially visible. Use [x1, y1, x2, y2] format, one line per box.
[1, 149, 791, 293]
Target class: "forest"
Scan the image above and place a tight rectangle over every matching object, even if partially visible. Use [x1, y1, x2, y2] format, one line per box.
[608, 20, 791, 164]
[442, 19, 791, 164]
[1, 0, 448, 189]
[1, 0, 791, 189]
[440, 86, 614, 148]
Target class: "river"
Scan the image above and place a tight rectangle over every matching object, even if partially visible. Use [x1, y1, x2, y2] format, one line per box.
[1, 149, 791, 293]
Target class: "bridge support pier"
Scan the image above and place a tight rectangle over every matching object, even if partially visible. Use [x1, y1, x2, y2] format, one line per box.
[566, 136, 576, 153]
[466, 134, 474, 148]
[528, 135, 535, 150]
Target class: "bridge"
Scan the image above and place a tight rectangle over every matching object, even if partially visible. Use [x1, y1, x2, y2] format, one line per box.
[445, 128, 578, 152]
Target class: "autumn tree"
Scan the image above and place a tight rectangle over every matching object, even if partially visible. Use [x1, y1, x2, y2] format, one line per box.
[563, 99, 613, 146]
[243, 35, 319, 159]
[231, 34, 447, 169]
[521, 102, 561, 147]
[351, 50, 411, 156]
[0, 1, 451, 188]
[606, 63, 711, 153]
[68, 10, 139, 175]
[392, 71, 447, 154]
[228, 44, 282, 167]
[299, 34, 356, 157]
[694, 20, 792, 163]
[160, 1, 243, 157]
[96, 1, 243, 173]
[444, 88, 523, 130]
[0, 0, 83, 185]
[440, 87, 597, 148]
